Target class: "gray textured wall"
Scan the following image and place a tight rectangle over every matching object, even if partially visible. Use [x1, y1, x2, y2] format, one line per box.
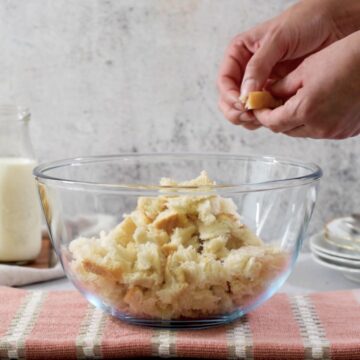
[0, 0, 359, 234]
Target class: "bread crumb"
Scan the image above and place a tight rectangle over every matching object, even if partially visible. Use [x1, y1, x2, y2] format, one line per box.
[69, 171, 288, 319]
[241, 91, 282, 110]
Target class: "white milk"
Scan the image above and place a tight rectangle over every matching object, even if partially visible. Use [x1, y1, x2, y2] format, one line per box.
[0, 158, 41, 262]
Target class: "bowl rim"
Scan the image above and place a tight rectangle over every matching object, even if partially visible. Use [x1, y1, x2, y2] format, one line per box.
[33, 153, 322, 194]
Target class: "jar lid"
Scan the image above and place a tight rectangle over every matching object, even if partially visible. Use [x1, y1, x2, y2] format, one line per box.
[324, 215, 360, 252]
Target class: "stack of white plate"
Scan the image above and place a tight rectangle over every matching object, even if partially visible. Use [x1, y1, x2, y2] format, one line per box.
[310, 230, 360, 283]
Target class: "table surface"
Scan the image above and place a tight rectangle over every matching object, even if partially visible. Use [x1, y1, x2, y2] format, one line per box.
[23, 252, 359, 294]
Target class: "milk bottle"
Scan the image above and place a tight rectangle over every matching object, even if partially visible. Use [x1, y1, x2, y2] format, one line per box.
[0, 106, 41, 262]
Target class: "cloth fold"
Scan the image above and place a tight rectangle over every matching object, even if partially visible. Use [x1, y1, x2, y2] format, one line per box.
[0, 262, 64, 287]
[1, 286, 360, 359]
[0, 236, 64, 287]
[0, 216, 114, 287]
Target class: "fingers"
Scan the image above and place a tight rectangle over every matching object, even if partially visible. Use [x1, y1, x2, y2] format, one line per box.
[217, 40, 252, 106]
[241, 122, 262, 130]
[283, 125, 309, 138]
[240, 32, 286, 99]
[217, 75, 242, 106]
[218, 97, 262, 129]
[239, 109, 258, 123]
[283, 125, 326, 139]
[250, 66, 304, 134]
[253, 93, 304, 133]
[218, 98, 243, 124]
[217, 38, 263, 129]
[271, 58, 305, 80]
[270, 66, 303, 98]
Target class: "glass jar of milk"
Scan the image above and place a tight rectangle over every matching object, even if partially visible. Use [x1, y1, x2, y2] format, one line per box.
[0, 105, 41, 263]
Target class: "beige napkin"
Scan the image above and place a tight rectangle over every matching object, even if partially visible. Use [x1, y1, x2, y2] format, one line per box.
[0, 216, 116, 287]
[0, 261, 64, 286]
[0, 228, 65, 287]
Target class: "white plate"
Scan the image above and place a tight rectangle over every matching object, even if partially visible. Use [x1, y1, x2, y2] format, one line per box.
[309, 232, 360, 261]
[312, 250, 360, 271]
[311, 252, 360, 284]
[310, 245, 360, 268]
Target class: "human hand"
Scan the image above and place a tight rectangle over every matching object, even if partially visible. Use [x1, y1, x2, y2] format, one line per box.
[217, 0, 360, 129]
[254, 31, 360, 139]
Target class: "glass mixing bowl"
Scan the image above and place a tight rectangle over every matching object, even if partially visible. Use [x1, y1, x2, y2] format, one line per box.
[34, 154, 322, 329]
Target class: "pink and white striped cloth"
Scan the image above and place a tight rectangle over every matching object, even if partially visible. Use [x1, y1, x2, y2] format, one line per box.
[1, 286, 360, 359]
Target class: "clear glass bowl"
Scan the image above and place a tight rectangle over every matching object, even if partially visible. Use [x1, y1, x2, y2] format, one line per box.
[34, 154, 322, 329]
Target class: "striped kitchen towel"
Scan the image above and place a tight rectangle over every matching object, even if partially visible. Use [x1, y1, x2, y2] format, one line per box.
[0, 287, 360, 359]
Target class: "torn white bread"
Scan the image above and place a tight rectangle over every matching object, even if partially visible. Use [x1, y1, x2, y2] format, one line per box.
[69, 171, 288, 319]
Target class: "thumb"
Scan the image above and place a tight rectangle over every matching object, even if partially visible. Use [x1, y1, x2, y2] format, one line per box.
[240, 35, 285, 99]
[270, 65, 303, 98]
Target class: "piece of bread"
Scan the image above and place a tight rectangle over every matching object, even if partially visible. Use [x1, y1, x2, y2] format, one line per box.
[240, 91, 282, 110]
[69, 171, 287, 319]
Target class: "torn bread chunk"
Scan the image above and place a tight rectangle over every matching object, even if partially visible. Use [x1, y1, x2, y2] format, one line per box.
[240, 91, 282, 110]
[69, 171, 288, 320]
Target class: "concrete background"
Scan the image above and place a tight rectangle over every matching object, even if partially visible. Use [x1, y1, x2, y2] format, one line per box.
[0, 0, 359, 234]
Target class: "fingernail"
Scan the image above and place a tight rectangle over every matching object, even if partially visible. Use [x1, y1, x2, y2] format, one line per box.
[234, 102, 244, 111]
[240, 78, 258, 99]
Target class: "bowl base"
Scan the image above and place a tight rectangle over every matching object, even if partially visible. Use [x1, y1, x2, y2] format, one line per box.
[112, 311, 243, 330]
[85, 291, 243, 329]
